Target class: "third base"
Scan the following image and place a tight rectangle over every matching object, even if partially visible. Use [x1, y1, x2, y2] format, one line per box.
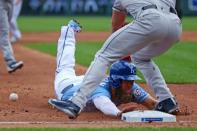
[121, 110, 176, 122]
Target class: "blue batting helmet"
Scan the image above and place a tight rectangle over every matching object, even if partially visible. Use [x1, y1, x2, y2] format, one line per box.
[109, 60, 141, 88]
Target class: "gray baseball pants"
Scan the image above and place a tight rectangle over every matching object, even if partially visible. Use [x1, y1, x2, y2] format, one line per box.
[0, 0, 16, 65]
[72, 9, 182, 109]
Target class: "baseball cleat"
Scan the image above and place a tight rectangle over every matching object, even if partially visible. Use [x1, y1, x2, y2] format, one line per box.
[48, 98, 80, 119]
[68, 19, 82, 32]
[155, 97, 179, 114]
[7, 61, 24, 73]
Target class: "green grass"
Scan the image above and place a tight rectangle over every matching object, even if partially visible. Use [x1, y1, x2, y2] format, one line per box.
[154, 42, 197, 83]
[24, 41, 197, 83]
[75, 42, 103, 66]
[18, 16, 111, 32]
[18, 16, 197, 32]
[23, 42, 103, 64]
[182, 17, 197, 31]
[0, 128, 196, 131]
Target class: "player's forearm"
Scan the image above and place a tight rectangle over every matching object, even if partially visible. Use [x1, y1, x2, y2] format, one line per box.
[93, 96, 121, 117]
[111, 10, 126, 33]
[142, 95, 158, 109]
[98, 102, 121, 116]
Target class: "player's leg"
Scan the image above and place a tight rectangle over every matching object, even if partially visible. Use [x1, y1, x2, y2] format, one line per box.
[0, 1, 23, 73]
[55, 20, 81, 74]
[54, 20, 82, 100]
[10, 0, 22, 43]
[133, 13, 182, 114]
[48, 20, 81, 114]
[133, 47, 180, 114]
[0, 7, 15, 63]
[49, 20, 82, 114]
[55, 27, 76, 74]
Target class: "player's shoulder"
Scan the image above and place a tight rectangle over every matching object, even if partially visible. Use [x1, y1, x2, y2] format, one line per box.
[132, 82, 140, 89]
[99, 77, 110, 87]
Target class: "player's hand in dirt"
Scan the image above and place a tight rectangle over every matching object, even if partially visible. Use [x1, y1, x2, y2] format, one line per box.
[118, 103, 137, 113]
[117, 103, 137, 118]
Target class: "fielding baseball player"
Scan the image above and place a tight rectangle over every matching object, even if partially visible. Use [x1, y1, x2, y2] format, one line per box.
[53, 0, 182, 119]
[48, 20, 158, 118]
[10, 0, 23, 43]
[0, 0, 23, 73]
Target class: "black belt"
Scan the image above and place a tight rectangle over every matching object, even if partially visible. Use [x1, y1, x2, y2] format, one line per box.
[142, 4, 157, 10]
[142, 4, 177, 15]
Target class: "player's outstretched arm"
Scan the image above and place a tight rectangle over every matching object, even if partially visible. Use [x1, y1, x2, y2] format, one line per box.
[93, 96, 121, 117]
[93, 95, 136, 118]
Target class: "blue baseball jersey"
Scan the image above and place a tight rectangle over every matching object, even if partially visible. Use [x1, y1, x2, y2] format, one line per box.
[61, 77, 149, 103]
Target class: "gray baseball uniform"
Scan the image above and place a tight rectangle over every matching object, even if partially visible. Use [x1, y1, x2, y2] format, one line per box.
[71, 0, 182, 109]
[160, 0, 176, 8]
[0, 0, 16, 65]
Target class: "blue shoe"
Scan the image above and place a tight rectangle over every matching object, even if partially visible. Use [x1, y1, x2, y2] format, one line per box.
[48, 98, 81, 119]
[68, 19, 82, 32]
[155, 97, 179, 114]
[7, 61, 24, 73]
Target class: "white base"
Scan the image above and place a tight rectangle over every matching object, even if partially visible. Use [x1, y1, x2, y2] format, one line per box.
[121, 110, 176, 123]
